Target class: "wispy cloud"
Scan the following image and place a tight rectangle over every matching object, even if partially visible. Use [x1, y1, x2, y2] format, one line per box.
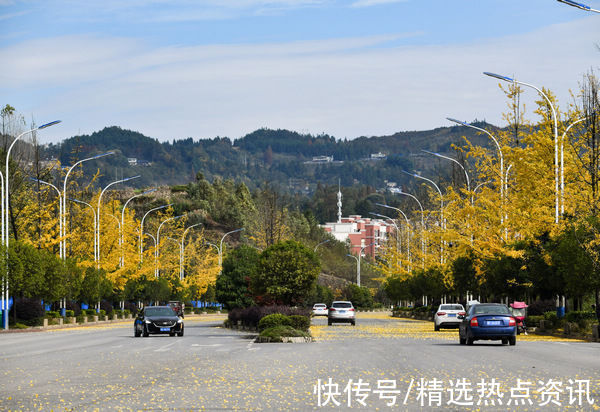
[350, 0, 408, 8]
[0, 17, 597, 143]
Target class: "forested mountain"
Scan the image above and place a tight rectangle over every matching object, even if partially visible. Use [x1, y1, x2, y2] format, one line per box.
[42, 123, 496, 193]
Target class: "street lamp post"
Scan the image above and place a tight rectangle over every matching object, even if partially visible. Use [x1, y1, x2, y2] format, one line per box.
[314, 239, 330, 252]
[560, 116, 589, 214]
[557, 0, 600, 12]
[120, 188, 157, 267]
[403, 171, 445, 263]
[97, 176, 140, 267]
[62, 151, 114, 259]
[389, 188, 426, 268]
[181, 223, 202, 280]
[370, 212, 403, 271]
[155, 215, 184, 277]
[447, 117, 504, 215]
[421, 150, 470, 193]
[139, 204, 172, 262]
[375, 203, 412, 271]
[3, 120, 61, 330]
[484, 72, 559, 224]
[347, 242, 375, 287]
[68, 198, 97, 261]
[218, 228, 244, 270]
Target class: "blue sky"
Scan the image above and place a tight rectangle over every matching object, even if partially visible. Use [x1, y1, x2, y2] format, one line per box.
[1, 0, 599, 143]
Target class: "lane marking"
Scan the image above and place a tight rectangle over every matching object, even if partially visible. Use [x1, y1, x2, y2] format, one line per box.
[154, 340, 180, 352]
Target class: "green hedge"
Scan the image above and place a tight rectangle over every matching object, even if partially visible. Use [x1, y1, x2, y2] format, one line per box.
[526, 315, 543, 327]
[289, 315, 310, 332]
[258, 314, 291, 332]
[259, 325, 310, 342]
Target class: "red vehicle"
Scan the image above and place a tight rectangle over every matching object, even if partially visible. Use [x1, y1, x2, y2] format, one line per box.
[509, 301, 528, 335]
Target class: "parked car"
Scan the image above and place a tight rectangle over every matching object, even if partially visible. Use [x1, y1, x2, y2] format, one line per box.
[328, 301, 356, 326]
[312, 303, 328, 317]
[434, 303, 465, 331]
[458, 303, 516, 345]
[134, 306, 184, 337]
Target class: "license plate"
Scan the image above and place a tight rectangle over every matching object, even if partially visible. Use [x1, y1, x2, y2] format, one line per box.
[448, 314, 456, 317]
[160, 327, 170, 332]
[487, 321, 501, 326]
[339, 310, 346, 314]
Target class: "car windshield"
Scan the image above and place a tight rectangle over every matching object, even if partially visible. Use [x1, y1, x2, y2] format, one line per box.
[314, 304, 326, 308]
[440, 305, 463, 311]
[145, 307, 176, 317]
[332, 302, 352, 308]
[472, 305, 510, 315]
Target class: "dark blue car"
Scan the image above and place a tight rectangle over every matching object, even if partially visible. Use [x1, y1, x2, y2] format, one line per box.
[458, 303, 516, 345]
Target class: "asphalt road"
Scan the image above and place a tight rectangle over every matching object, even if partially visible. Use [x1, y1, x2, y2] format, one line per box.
[0, 313, 599, 411]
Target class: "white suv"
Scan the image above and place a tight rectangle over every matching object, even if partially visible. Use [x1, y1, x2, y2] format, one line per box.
[434, 303, 465, 331]
[328, 301, 356, 326]
[312, 303, 328, 317]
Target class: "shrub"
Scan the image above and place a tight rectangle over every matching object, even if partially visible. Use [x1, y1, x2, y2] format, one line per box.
[99, 310, 106, 318]
[526, 315, 544, 328]
[258, 314, 291, 332]
[65, 310, 75, 317]
[289, 315, 311, 332]
[13, 298, 44, 321]
[45, 311, 60, 319]
[13, 323, 28, 329]
[528, 300, 556, 316]
[85, 309, 97, 316]
[543, 311, 560, 329]
[100, 300, 113, 315]
[124, 309, 131, 317]
[259, 325, 310, 341]
[228, 305, 311, 328]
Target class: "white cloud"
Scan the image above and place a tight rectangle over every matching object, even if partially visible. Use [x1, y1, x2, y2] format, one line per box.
[0, 17, 599, 143]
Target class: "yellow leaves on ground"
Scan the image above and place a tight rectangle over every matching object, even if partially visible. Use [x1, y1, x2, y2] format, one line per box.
[311, 313, 585, 343]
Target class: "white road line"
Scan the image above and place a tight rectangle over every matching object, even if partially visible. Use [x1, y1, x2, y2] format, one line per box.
[154, 340, 180, 352]
[191, 344, 222, 347]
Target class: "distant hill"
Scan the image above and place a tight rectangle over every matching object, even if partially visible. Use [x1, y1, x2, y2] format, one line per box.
[41, 123, 497, 192]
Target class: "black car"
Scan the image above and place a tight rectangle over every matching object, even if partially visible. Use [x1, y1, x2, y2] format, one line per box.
[134, 306, 184, 337]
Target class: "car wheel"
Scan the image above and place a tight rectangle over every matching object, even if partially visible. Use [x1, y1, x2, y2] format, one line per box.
[178, 326, 184, 337]
[509, 336, 516, 346]
[434, 323, 440, 331]
[134, 324, 141, 337]
[351, 320, 355, 326]
[459, 335, 466, 345]
[142, 325, 149, 337]
[466, 336, 474, 345]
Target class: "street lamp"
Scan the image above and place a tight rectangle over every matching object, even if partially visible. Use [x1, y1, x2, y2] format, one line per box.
[560, 116, 589, 214]
[314, 239, 330, 252]
[347, 242, 375, 286]
[403, 171, 445, 264]
[3, 120, 61, 330]
[370, 212, 404, 271]
[218, 228, 244, 270]
[156, 215, 184, 277]
[181, 223, 202, 280]
[62, 151, 114, 259]
[557, 0, 600, 12]
[68, 198, 97, 260]
[421, 150, 471, 193]
[389, 187, 426, 268]
[484, 71, 559, 224]
[97, 176, 140, 266]
[120, 188, 157, 267]
[139, 204, 172, 262]
[375, 203, 411, 271]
